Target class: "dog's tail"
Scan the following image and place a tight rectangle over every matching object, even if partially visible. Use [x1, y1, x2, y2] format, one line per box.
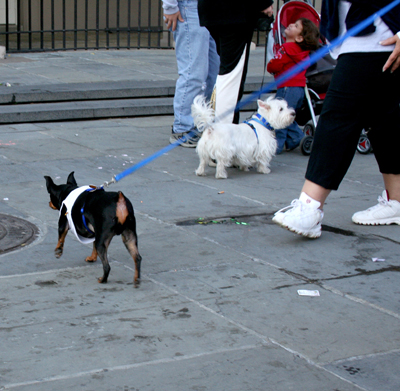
[191, 95, 215, 133]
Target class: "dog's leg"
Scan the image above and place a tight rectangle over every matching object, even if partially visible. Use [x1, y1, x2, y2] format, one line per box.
[215, 161, 228, 179]
[257, 162, 271, 174]
[95, 234, 113, 283]
[195, 157, 207, 176]
[85, 244, 98, 262]
[121, 229, 142, 288]
[55, 208, 69, 258]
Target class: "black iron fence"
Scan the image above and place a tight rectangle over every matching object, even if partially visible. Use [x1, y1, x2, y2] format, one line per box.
[0, 0, 320, 53]
[0, 0, 173, 52]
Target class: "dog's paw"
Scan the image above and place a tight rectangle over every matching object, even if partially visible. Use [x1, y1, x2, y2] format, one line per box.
[85, 256, 97, 263]
[195, 169, 206, 176]
[98, 276, 108, 283]
[215, 173, 228, 179]
[54, 248, 63, 258]
[257, 166, 271, 174]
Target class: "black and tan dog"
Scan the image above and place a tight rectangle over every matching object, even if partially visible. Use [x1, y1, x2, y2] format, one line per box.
[44, 172, 142, 286]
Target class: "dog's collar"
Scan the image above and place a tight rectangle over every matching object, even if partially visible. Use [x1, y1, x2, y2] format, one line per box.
[251, 113, 274, 131]
[80, 188, 97, 235]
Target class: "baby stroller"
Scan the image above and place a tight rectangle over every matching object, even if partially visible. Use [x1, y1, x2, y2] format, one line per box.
[267, 0, 336, 155]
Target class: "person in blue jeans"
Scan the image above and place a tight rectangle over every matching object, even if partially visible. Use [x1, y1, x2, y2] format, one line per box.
[274, 86, 306, 153]
[267, 18, 320, 154]
[163, 0, 220, 147]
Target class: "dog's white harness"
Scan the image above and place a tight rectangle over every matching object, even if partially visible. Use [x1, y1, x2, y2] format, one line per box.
[61, 186, 95, 244]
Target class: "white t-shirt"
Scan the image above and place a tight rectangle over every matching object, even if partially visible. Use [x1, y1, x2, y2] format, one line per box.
[331, 1, 395, 59]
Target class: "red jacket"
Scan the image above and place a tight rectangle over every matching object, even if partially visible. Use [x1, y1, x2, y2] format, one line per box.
[267, 42, 309, 88]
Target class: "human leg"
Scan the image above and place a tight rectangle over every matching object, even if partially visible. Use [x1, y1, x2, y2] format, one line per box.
[275, 87, 305, 152]
[274, 88, 289, 153]
[172, 0, 218, 135]
[273, 54, 375, 237]
[305, 54, 369, 191]
[351, 55, 400, 225]
[274, 128, 288, 155]
[274, 53, 400, 235]
[383, 174, 400, 202]
[301, 180, 331, 206]
[204, 35, 220, 100]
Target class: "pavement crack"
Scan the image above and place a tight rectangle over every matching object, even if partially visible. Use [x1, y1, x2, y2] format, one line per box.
[324, 265, 400, 281]
[273, 265, 400, 290]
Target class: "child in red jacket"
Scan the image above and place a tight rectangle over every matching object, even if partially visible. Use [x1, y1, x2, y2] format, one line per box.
[267, 18, 320, 154]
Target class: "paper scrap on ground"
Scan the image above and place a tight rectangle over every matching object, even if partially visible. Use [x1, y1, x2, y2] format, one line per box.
[297, 290, 320, 297]
[372, 258, 385, 262]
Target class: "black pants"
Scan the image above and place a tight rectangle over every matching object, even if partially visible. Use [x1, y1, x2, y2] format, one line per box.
[306, 52, 400, 190]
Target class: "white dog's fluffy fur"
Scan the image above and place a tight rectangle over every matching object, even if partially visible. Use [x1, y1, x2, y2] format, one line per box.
[192, 95, 296, 179]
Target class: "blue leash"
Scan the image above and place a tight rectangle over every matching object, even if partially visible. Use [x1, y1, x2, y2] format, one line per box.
[100, 0, 400, 188]
[100, 134, 196, 188]
[234, 0, 400, 114]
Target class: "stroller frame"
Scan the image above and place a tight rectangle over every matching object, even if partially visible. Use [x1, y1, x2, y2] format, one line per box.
[268, 0, 337, 155]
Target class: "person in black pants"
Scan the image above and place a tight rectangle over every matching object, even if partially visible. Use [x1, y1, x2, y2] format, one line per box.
[198, 0, 274, 124]
[273, 0, 400, 239]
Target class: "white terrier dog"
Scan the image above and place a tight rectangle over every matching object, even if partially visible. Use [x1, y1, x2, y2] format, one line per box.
[192, 95, 296, 179]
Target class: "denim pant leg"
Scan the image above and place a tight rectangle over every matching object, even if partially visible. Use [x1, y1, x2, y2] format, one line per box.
[172, 0, 219, 133]
[275, 87, 305, 152]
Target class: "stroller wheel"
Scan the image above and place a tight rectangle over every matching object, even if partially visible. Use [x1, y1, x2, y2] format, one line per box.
[300, 135, 313, 156]
[357, 133, 372, 154]
[303, 123, 315, 136]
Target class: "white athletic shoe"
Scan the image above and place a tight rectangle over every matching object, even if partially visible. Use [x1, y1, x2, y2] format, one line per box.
[352, 190, 400, 226]
[272, 192, 324, 238]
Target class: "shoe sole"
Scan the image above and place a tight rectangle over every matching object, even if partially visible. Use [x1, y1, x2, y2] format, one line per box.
[352, 217, 400, 226]
[178, 142, 197, 148]
[169, 135, 198, 148]
[272, 216, 321, 238]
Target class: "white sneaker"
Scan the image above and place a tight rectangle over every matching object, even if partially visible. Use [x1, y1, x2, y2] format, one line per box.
[272, 192, 324, 238]
[352, 190, 400, 225]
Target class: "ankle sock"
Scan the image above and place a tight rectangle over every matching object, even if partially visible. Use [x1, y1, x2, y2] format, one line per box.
[299, 192, 321, 209]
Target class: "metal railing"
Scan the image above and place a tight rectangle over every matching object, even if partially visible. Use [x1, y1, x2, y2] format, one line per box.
[0, 0, 174, 52]
[0, 0, 321, 53]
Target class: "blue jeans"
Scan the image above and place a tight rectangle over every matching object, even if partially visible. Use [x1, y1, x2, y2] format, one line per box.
[172, 0, 219, 134]
[275, 87, 305, 154]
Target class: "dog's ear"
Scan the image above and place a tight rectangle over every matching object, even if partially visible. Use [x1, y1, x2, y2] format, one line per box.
[258, 99, 271, 111]
[67, 171, 78, 186]
[44, 176, 56, 194]
[44, 176, 62, 209]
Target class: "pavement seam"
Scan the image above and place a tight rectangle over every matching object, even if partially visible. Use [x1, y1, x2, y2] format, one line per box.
[0, 265, 92, 279]
[0, 260, 370, 391]
[321, 347, 400, 367]
[136, 210, 400, 323]
[321, 283, 400, 320]
[125, 264, 369, 391]
[0, 344, 263, 390]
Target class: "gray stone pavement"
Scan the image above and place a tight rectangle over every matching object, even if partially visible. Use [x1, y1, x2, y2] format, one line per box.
[0, 49, 400, 390]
